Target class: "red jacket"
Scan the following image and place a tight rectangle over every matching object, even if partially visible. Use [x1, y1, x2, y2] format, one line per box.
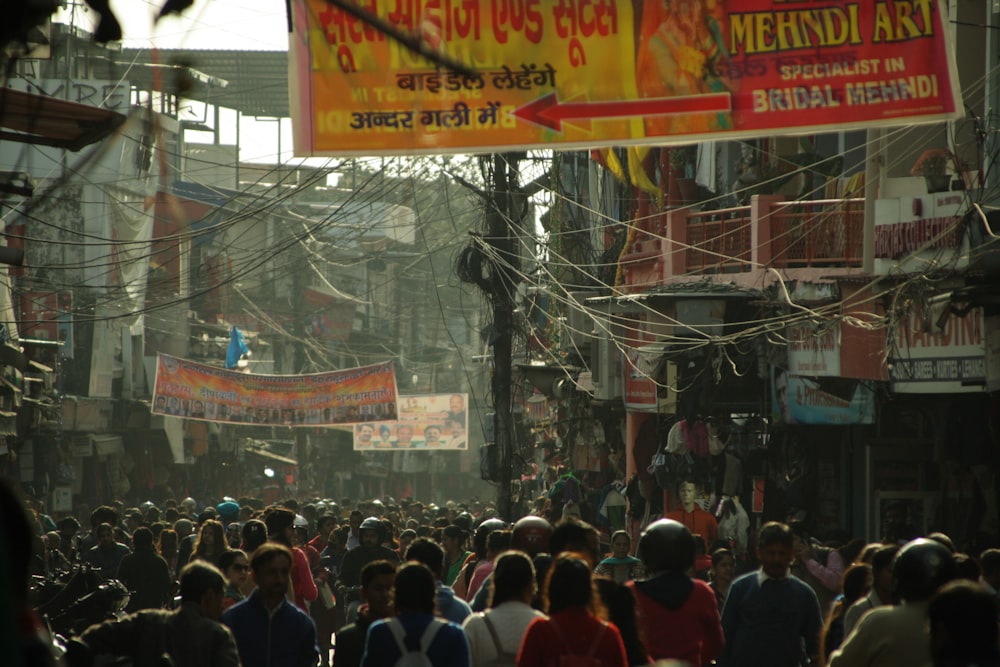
[517, 608, 627, 667]
[628, 575, 724, 666]
[291, 546, 318, 611]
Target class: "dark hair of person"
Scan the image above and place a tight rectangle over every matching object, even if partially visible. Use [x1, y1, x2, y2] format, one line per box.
[361, 559, 397, 589]
[164, 507, 179, 524]
[218, 549, 247, 573]
[416, 525, 432, 538]
[980, 548, 1000, 577]
[241, 519, 268, 552]
[711, 547, 733, 568]
[264, 507, 295, 544]
[929, 580, 1000, 666]
[927, 532, 956, 553]
[532, 553, 552, 610]
[250, 542, 293, 574]
[819, 563, 873, 660]
[404, 537, 445, 578]
[192, 519, 228, 560]
[758, 521, 794, 550]
[871, 544, 899, 574]
[487, 529, 512, 555]
[599, 578, 648, 667]
[178, 560, 225, 603]
[90, 505, 118, 528]
[394, 561, 436, 614]
[442, 524, 466, 542]
[489, 550, 535, 607]
[838, 538, 868, 565]
[59, 516, 81, 533]
[550, 518, 600, 564]
[543, 552, 605, 618]
[158, 529, 178, 558]
[953, 552, 981, 581]
[132, 527, 154, 549]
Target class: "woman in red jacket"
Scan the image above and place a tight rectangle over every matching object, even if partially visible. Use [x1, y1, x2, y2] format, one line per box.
[517, 552, 628, 667]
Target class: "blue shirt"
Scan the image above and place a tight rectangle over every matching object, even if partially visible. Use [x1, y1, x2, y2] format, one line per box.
[362, 612, 470, 667]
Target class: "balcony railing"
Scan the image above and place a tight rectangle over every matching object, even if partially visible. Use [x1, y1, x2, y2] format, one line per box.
[767, 198, 865, 268]
[685, 205, 753, 273]
[619, 195, 868, 291]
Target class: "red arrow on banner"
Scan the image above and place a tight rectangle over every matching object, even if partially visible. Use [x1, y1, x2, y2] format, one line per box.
[512, 92, 732, 132]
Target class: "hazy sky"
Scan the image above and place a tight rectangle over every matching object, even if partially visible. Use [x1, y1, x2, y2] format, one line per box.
[106, 0, 289, 51]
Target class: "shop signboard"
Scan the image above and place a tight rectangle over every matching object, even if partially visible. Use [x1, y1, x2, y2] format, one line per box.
[787, 322, 840, 377]
[288, 0, 961, 156]
[152, 353, 399, 425]
[772, 368, 875, 425]
[624, 345, 659, 412]
[889, 307, 985, 393]
[353, 393, 468, 450]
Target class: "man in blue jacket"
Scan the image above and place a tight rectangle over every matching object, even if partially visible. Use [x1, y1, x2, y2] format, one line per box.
[222, 542, 319, 667]
[718, 521, 823, 667]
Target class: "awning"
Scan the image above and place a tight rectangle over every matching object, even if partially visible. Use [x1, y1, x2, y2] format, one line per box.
[0, 88, 126, 151]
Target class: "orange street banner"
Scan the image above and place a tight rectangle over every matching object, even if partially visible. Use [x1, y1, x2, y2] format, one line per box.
[353, 393, 468, 450]
[151, 354, 398, 426]
[288, 0, 961, 156]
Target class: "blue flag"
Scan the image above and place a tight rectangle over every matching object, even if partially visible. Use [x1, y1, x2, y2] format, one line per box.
[225, 326, 249, 369]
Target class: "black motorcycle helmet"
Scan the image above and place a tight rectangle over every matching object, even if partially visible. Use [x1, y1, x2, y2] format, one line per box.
[473, 518, 506, 556]
[638, 518, 695, 573]
[892, 538, 958, 603]
[511, 516, 552, 557]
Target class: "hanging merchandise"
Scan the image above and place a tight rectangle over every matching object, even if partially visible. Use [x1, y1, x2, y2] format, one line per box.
[666, 420, 686, 454]
[597, 481, 628, 532]
[682, 420, 710, 457]
[717, 496, 751, 557]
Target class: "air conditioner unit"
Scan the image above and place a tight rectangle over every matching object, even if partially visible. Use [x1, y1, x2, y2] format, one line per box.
[591, 329, 623, 401]
[561, 291, 597, 354]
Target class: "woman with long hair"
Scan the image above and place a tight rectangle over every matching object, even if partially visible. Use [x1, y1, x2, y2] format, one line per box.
[819, 562, 873, 664]
[517, 552, 628, 667]
[189, 519, 229, 567]
[462, 551, 544, 666]
[708, 547, 736, 612]
[157, 528, 179, 578]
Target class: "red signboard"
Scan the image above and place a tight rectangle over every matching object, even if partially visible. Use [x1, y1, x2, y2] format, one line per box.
[289, 0, 962, 156]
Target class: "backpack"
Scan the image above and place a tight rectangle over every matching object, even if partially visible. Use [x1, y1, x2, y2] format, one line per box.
[385, 617, 445, 667]
[551, 619, 606, 667]
[482, 614, 517, 667]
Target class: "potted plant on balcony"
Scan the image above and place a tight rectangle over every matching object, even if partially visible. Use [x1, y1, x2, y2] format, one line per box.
[911, 149, 956, 193]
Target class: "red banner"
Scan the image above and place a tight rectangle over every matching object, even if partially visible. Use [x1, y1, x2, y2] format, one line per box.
[151, 354, 398, 426]
[289, 0, 961, 156]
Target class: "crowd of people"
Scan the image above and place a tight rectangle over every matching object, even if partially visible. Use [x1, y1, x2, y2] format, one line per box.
[6, 486, 1000, 667]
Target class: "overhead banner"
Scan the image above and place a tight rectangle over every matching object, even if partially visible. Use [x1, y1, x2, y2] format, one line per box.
[151, 354, 398, 426]
[288, 0, 961, 156]
[353, 393, 468, 450]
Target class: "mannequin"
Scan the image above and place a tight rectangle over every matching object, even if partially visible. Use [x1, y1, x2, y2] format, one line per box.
[666, 480, 718, 549]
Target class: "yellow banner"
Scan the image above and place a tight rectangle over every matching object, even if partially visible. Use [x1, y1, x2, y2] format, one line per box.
[288, 0, 961, 156]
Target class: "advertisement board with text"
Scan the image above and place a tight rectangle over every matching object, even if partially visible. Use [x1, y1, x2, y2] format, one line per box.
[289, 0, 961, 156]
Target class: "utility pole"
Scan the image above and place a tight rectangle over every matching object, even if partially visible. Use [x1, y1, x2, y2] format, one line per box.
[485, 153, 520, 521]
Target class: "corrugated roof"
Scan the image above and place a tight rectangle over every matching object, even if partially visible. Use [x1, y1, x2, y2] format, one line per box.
[117, 49, 290, 118]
